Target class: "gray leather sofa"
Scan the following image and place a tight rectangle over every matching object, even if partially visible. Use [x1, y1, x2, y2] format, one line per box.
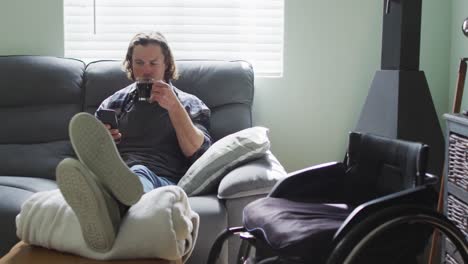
[0, 56, 286, 263]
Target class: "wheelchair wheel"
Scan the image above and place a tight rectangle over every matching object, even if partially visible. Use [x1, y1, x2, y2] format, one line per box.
[327, 206, 467, 264]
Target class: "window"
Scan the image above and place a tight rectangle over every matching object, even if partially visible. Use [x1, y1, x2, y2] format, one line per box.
[64, 0, 284, 77]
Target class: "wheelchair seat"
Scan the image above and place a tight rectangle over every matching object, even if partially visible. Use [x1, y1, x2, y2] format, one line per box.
[208, 132, 468, 264]
[244, 198, 353, 261]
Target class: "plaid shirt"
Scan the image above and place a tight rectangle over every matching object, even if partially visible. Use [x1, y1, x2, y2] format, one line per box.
[96, 82, 212, 164]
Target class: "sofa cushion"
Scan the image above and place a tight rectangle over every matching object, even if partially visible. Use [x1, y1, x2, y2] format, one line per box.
[0, 56, 84, 179]
[0, 56, 84, 109]
[172, 60, 254, 141]
[178, 127, 270, 196]
[83, 60, 133, 114]
[0, 176, 58, 192]
[0, 141, 74, 180]
[0, 177, 57, 255]
[0, 186, 36, 256]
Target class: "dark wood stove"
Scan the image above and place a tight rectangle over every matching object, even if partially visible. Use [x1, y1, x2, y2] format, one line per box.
[355, 0, 444, 176]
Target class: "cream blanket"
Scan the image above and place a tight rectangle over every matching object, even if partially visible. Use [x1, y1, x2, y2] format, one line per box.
[16, 186, 199, 262]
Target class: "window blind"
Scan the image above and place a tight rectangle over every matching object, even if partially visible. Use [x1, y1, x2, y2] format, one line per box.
[64, 0, 284, 77]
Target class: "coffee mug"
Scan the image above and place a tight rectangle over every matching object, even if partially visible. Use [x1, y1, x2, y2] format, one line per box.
[136, 77, 154, 102]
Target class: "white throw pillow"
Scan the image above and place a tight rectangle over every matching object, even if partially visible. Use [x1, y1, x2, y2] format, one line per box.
[178, 126, 270, 196]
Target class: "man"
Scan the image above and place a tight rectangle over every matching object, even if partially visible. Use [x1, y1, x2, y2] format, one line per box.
[56, 31, 211, 252]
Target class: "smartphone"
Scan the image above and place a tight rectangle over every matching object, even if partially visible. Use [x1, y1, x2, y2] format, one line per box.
[96, 109, 119, 129]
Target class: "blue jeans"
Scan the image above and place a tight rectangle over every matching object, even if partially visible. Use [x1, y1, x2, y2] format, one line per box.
[130, 165, 176, 193]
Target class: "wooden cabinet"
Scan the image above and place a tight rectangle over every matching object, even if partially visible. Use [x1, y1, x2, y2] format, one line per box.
[443, 114, 468, 264]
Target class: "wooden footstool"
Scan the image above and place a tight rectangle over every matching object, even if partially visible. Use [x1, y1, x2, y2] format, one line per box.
[0, 242, 182, 264]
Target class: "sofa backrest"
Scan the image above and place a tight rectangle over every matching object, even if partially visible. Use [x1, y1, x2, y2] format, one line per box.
[84, 60, 254, 141]
[0, 56, 254, 179]
[0, 56, 85, 179]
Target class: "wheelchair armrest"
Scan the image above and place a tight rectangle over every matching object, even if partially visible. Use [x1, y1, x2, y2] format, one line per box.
[268, 161, 346, 202]
[333, 184, 437, 241]
[422, 173, 439, 185]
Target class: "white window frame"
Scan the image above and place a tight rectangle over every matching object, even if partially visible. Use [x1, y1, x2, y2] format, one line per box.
[64, 0, 284, 77]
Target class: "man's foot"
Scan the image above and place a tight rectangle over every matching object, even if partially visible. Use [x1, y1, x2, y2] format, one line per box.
[69, 112, 143, 206]
[56, 158, 121, 253]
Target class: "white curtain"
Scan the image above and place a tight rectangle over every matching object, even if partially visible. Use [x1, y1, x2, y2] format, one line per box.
[64, 0, 284, 77]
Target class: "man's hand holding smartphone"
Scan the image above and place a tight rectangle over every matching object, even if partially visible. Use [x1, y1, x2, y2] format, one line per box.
[96, 109, 122, 142]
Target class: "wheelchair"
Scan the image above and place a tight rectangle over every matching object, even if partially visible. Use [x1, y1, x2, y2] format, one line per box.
[207, 132, 468, 264]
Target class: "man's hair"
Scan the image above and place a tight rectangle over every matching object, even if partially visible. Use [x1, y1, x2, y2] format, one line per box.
[123, 31, 178, 81]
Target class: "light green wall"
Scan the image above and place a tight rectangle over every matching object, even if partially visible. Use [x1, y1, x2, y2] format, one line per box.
[256, 0, 450, 171]
[421, 0, 451, 128]
[255, 1, 382, 170]
[450, 1, 468, 111]
[0, 0, 452, 172]
[0, 0, 64, 56]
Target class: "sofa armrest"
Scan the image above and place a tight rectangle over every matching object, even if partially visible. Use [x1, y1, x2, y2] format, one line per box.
[217, 151, 287, 199]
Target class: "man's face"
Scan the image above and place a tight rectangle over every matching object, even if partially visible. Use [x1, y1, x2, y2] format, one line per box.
[131, 44, 166, 81]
